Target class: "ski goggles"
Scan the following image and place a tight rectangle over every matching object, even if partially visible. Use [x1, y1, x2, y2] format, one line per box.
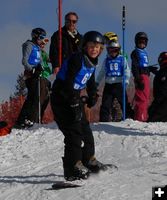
[38, 35, 47, 40]
[107, 47, 120, 52]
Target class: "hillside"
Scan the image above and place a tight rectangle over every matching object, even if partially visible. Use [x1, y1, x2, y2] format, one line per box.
[0, 120, 167, 200]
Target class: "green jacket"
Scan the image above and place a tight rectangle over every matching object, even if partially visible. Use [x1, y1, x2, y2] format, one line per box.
[41, 50, 52, 79]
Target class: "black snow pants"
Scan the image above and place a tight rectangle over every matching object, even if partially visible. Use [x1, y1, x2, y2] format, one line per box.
[100, 83, 133, 122]
[16, 77, 51, 124]
[148, 99, 167, 122]
[50, 92, 95, 169]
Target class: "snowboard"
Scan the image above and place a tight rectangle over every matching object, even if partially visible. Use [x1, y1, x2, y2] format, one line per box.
[102, 163, 118, 170]
[51, 163, 118, 190]
[51, 181, 82, 190]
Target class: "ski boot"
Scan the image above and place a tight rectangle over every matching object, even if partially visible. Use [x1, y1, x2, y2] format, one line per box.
[73, 160, 90, 180]
[62, 157, 90, 181]
[86, 156, 107, 173]
[13, 119, 34, 129]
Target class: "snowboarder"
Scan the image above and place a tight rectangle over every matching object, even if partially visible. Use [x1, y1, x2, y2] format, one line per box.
[131, 32, 151, 122]
[49, 12, 82, 74]
[51, 31, 106, 181]
[14, 28, 48, 128]
[148, 52, 167, 122]
[96, 39, 133, 122]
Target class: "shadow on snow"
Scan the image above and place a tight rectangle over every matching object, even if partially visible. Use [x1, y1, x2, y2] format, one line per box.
[0, 173, 63, 185]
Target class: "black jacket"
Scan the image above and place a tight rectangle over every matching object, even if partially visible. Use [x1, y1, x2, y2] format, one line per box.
[153, 67, 167, 103]
[148, 67, 167, 122]
[49, 26, 82, 71]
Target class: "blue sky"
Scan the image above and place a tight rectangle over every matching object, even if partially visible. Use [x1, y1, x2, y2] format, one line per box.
[0, 0, 167, 102]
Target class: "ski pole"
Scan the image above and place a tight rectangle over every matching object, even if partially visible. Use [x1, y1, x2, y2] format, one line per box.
[49, 0, 62, 84]
[38, 76, 41, 124]
[122, 5, 126, 121]
[58, 0, 62, 70]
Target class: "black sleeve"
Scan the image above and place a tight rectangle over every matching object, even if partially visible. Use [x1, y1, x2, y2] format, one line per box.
[49, 32, 59, 70]
[131, 50, 140, 80]
[153, 70, 167, 102]
[86, 72, 97, 98]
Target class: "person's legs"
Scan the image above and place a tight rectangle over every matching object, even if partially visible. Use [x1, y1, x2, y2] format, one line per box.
[81, 109, 107, 173]
[100, 84, 113, 122]
[16, 77, 38, 126]
[33, 78, 51, 123]
[51, 94, 89, 180]
[134, 75, 150, 122]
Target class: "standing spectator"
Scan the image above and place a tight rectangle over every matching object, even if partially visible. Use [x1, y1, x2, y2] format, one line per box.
[14, 28, 47, 128]
[96, 40, 133, 122]
[49, 11, 82, 74]
[51, 31, 107, 181]
[33, 38, 52, 123]
[148, 52, 167, 122]
[131, 32, 150, 122]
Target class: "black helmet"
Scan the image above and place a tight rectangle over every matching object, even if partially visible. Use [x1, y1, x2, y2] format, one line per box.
[82, 31, 104, 47]
[135, 32, 148, 46]
[158, 52, 167, 68]
[31, 28, 46, 40]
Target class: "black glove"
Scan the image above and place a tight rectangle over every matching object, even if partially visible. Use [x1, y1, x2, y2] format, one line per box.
[32, 63, 44, 77]
[135, 78, 144, 90]
[148, 66, 158, 74]
[70, 102, 82, 122]
[87, 93, 99, 108]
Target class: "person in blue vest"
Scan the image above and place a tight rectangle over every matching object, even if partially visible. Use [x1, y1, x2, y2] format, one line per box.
[96, 40, 133, 122]
[51, 31, 107, 181]
[15, 28, 47, 128]
[131, 32, 150, 122]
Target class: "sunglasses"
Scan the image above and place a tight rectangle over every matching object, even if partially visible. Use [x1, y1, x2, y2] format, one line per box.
[38, 35, 46, 40]
[66, 19, 77, 24]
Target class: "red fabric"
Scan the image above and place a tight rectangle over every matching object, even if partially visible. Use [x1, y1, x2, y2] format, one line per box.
[0, 127, 11, 136]
[134, 74, 150, 121]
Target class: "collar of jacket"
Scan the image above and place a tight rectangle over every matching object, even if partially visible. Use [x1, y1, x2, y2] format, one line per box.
[83, 54, 98, 67]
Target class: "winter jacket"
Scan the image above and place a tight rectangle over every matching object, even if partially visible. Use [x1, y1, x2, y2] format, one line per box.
[40, 50, 52, 79]
[148, 67, 167, 122]
[22, 40, 42, 79]
[22, 40, 42, 71]
[153, 67, 167, 103]
[96, 54, 130, 85]
[49, 26, 82, 71]
[51, 52, 98, 106]
[131, 47, 150, 80]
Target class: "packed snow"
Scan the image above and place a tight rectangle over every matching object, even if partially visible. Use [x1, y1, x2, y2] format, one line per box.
[0, 119, 167, 200]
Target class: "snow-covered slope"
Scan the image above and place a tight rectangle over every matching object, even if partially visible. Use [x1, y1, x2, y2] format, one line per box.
[0, 120, 167, 200]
